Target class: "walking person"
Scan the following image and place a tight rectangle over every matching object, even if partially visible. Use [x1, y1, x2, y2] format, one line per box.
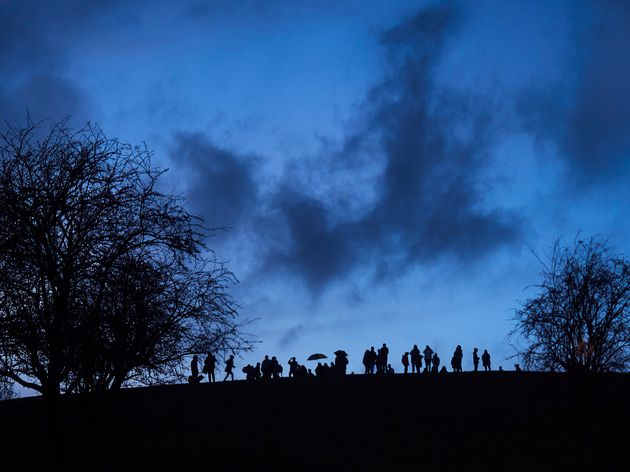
[224, 354, 235, 381]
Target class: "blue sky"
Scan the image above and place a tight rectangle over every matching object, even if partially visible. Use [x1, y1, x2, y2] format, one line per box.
[2, 0, 630, 380]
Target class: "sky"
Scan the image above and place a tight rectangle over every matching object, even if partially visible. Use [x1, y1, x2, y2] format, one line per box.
[2, 0, 630, 381]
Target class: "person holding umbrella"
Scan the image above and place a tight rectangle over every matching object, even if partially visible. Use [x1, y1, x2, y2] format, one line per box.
[307, 353, 327, 377]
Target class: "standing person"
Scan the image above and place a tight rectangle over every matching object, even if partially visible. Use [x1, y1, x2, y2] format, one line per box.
[452, 345, 463, 372]
[288, 357, 299, 378]
[362, 349, 371, 374]
[381, 343, 389, 372]
[335, 351, 349, 375]
[401, 352, 410, 374]
[189, 355, 201, 384]
[261, 355, 271, 380]
[482, 349, 491, 371]
[203, 353, 216, 383]
[271, 356, 280, 379]
[224, 355, 235, 381]
[431, 353, 440, 373]
[368, 346, 377, 374]
[376, 346, 384, 374]
[423, 345, 433, 373]
[410, 345, 421, 374]
[473, 348, 480, 372]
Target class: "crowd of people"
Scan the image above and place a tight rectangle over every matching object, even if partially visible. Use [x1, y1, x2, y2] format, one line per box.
[188, 344, 501, 384]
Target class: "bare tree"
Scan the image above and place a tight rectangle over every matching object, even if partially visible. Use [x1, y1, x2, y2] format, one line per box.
[0, 376, 13, 400]
[0, 118, 254, 400]
[509, 236, 630, 373]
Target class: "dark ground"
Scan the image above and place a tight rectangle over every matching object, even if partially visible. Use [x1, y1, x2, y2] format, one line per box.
[0, 372, 628, 471]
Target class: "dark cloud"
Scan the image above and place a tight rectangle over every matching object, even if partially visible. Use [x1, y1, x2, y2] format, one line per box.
[0, 0, 138, 126]
[278, 324, 304, 349]
[0, 76, 92, 128]
[171, 132, 259, 229]
[519, 0, 630, 182]
[259, 5, 522, 292]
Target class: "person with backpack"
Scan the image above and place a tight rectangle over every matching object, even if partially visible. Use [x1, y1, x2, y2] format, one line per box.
[401, 352, 410, 374]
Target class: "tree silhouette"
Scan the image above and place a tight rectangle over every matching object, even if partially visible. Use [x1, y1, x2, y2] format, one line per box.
[509, 236, 629, 373]
[0, 118, 253, 399]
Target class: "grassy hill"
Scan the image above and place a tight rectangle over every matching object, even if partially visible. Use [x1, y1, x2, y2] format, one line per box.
[0, 372, 628, 471]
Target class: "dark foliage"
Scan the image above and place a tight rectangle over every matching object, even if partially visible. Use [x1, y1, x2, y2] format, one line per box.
[0, 118, 253, 397]
[510, 236, 630, 372]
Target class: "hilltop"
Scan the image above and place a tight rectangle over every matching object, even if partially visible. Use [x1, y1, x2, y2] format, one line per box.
[0, 372, 628, 470]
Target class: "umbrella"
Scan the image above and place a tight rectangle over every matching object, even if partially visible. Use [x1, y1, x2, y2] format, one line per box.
[307, 353, 327, 361]
[334, 350, 348, 357]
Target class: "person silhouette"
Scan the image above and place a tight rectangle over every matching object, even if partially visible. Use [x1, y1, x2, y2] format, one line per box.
[362, 349, 371, 374]
[402, 352, 410, 374]
[381, 343, 389, 372]
[473, 348, 480, 372]
[368, 346, 377, 374]
[254, 362, 261, 380]
[189, 355, 202, 384]
[335, 351, 349, 375]
[482, 349, 491, 371]
[224, 355, 235, 381]
[423, 345, 433, 373]
[203, 353, 216, 382]
[431, 353, 440, 373]
[261, 355, 271, 380]
[271, 356, 280, 379]
[410, 345, 421, 374]
[288, 357, 299, 378]
[514, 363, 522, 372]
[376, 346, 384, 374]
[454, 345, 463, 372]
[243, 364, 254, 380]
